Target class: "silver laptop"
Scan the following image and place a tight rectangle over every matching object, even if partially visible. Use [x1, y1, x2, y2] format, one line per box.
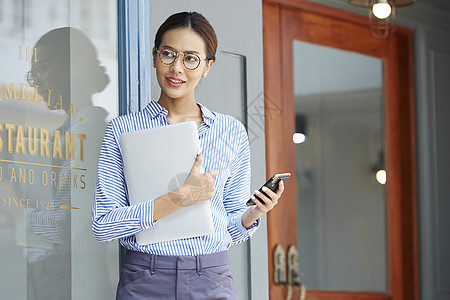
[119, 121, 214, 245]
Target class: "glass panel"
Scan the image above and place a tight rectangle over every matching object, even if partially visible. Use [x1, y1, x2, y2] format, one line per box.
[294, 40, 387, 292]
[0, 0, 119, 299]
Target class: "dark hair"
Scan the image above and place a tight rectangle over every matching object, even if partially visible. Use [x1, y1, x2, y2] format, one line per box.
[154, 12, 218, 61]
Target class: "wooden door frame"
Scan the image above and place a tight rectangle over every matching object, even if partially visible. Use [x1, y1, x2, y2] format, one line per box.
[262, 1, 418, 299]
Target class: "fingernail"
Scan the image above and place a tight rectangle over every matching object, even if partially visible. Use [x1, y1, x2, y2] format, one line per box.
[280, 180, 284, 185]
[262, 186, 268, 192]
[251, 195, 256, 200]
[255, 190, 261, 195]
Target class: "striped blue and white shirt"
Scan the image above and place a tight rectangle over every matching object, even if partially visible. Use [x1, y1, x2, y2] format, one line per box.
[92, 100, 259, 256]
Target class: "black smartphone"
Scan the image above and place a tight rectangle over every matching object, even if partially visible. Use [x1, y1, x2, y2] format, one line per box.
[246, 172, 291, 206]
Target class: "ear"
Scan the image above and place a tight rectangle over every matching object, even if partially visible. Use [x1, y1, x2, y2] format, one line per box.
[152, 48, 157, 68]
[202, 60, 214, 78]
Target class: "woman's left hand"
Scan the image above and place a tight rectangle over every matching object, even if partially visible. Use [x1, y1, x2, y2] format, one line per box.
[241, 181, 285, 229]
[248, 180, 285, 214]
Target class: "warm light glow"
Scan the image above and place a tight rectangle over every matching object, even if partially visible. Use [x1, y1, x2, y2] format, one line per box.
[372, 1, 392, 19]
[293, 133, 306, 144]
[376, 169, 387, 185]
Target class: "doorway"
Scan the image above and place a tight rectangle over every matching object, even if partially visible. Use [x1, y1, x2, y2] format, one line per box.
[262, 1, 418, 299]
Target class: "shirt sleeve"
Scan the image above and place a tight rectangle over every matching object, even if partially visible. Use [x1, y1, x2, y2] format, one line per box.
[92, 121, 157, 242]
[223, 122, 260, 245]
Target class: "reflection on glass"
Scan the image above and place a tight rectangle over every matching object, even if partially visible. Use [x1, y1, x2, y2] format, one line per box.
[0, 1, 118, 299]
[294, 40, 387, 292]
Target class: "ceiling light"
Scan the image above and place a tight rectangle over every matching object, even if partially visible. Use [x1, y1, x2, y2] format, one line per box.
[348, 0, 415, 39]
[372, 0, 392, 19]
[376, 170, 387, 185]
[372, 151, 387, 185]
[293, 114, 307, 144]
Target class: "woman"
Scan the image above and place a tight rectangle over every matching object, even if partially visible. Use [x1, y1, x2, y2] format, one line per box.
[92, 11, 284, 299]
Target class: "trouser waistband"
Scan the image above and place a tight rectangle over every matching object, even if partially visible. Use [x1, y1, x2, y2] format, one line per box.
[122, 250, 230, 275]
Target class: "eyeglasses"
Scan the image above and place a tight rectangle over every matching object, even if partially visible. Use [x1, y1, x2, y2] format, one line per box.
[155, 47, 209, 70]
[27, 69, 42, 87]
[26, 57, 68, 87]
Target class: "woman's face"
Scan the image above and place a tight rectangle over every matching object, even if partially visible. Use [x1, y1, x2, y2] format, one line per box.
[153, 27, 213, 102]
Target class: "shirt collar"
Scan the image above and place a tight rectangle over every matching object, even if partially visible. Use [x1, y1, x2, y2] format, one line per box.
[144, 100, 216, 127]
[144, 100, 168, 118]
[196, 102, 216, 127]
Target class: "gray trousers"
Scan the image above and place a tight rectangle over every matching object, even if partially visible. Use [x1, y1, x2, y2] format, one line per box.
[116, 250, 238, 300]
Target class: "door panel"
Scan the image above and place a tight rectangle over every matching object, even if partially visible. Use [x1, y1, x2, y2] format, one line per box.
[263, 1, 417, 299]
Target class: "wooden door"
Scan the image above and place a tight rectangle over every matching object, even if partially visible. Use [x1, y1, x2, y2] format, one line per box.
[262, 1, 418, 299]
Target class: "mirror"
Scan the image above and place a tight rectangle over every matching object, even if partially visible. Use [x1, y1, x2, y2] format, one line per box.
[294, 40, 387, 292]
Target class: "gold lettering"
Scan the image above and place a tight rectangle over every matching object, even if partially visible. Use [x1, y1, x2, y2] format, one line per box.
[10, 167, 16, 182]
[42, 170, 48, 186]
[29, 169, 34, 184]
[2, 197, 6, 206]
[52, 130, 62, 159]
[0, 166, 2, 181]
[21, 83, 31, 100]
[65, 132, 75, 160]
[28, 127, 38, 156]
[3, 83, 18, 100]
[78, 133, 86, 161]
[70, 103, 80, 121]
[33, 85, 41, 102]
[80, 174, 86, 189]
[0, 124, 3, 152]
[19, 168, 26, 183]
[5, 124, 15, 153]
[51, 171, 57, 186]
[19, 45, 23, 60]
[72, 174, 77, 188]
[34, 47, 37, 62]
[20, 198, 25, 207]
[47, 89, 52, 106]
[16, 125, 26, 155]
[54, 95, 63, 111]
[27, 198, 31, 208]
[40, 128, 50, 158]
[64, 173, 70, 188]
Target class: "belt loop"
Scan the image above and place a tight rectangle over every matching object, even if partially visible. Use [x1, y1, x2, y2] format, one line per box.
[150, 254, 157, 275]
[196, 255, 203, 276]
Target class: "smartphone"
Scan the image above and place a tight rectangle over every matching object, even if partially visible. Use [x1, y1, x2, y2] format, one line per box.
[246, 172, 291, 206]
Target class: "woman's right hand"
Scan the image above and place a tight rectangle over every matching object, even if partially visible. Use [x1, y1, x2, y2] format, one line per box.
[176, 153, 218, 207]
